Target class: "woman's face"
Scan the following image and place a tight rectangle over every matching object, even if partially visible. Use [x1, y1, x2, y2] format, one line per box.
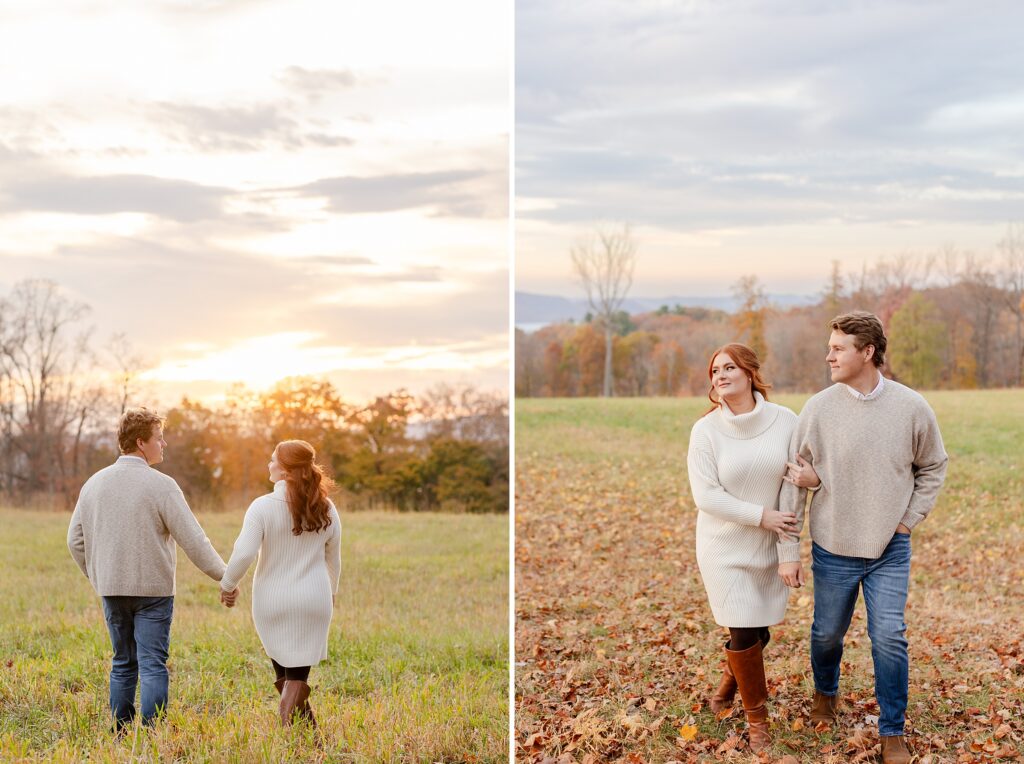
[711, 352, 751, 400]
[268, 449, 287, 482]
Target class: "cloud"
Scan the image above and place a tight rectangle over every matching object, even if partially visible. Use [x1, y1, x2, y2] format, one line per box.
[0, 237, 507, 351]
[279, 66, 360, 94]
[0, 173, 231, 221]
[516, 0, 1024, 232]
[291, 170, 507, 217]
[148, 102, 354, 152]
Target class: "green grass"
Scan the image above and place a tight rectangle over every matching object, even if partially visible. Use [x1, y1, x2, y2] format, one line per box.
[515, 389, 1024, 762]
[0, 509, 509, 763]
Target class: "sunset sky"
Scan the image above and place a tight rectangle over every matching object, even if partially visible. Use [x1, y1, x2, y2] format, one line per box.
[516, 0, 1024, 299]
[0, 0, 509, 405]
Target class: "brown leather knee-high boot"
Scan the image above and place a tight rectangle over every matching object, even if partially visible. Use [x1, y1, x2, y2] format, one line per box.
[710, 643, 737, 713]
[279, 680, 311, 726]
[298, 687, 317, 728]
[726, 641, 771, 752]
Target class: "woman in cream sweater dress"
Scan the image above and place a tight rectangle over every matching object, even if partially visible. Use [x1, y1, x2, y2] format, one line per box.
[686, 343, 817, 752]
[221, 439, 342, 727]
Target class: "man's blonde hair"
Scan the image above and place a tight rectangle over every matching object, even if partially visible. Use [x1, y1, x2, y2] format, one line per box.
[830, 310, 887, 368]
[117, 408, 164, 454]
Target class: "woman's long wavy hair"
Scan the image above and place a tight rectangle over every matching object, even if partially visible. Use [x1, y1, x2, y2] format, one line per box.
[275, 440, 335, 535]
[704, 343, 772, 415]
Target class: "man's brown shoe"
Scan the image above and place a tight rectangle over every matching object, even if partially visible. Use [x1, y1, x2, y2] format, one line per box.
[809, 690, 839, 726]
[881, 734, 912, 764]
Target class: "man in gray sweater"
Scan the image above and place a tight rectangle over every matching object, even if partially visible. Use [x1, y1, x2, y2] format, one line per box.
[68, 407, 235, 730]
[776, 311, 947, 764]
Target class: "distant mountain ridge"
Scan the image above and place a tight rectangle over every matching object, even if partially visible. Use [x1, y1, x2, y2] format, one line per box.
[515, 290, 816, 329]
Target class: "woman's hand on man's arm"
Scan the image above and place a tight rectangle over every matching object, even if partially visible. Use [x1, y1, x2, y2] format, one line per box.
[778, 562, 805, 588]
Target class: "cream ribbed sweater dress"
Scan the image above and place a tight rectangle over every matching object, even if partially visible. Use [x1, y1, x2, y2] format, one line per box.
[687, 393, 797, 627]
[221, 481, 342, 666]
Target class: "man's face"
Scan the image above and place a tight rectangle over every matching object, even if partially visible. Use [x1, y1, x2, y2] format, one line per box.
[138, 426, 166, 465]
[826, 330, 873, 384]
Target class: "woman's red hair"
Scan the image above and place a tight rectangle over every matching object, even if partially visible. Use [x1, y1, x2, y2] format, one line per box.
[705, 343, 772, 415]
[275, 440, 335, 535]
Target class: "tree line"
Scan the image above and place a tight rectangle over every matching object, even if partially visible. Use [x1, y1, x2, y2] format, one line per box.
[1, 279, 508, 513]
[516, 239, 1024, 397]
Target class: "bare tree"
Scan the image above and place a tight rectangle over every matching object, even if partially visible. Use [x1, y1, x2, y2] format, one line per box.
[936, 243, 961, 288]
[0, 279, 98, 499]
[998, 223, 1024, 385]
[960, 254, 999, 387]
[570, 224, 637, 397]
[108, 333, 147, 414]
[418, 383, 509, 445]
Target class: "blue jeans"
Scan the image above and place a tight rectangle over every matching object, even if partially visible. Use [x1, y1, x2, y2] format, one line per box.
[101, 596, 174, 727]
[810, 534, 911, 737]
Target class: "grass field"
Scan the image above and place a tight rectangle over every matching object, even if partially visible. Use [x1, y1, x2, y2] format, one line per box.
[515, 390, 1024, 763]
[0, 508, 509, 763]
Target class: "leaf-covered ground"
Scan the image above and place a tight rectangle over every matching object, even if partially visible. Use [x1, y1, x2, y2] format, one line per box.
[515, 391, 1024, 763]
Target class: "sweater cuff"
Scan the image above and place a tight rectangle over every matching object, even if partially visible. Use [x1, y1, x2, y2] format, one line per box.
[776, 541, 801, 564]
[898, 510, 924, 530]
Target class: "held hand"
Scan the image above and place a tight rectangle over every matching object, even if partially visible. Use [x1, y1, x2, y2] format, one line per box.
[783, 454, 821, 489]
[895, 523, 911, 535]
[778, 562, 805, 588]
[760, 508, 798, 535]
[220, 587, 239, 608]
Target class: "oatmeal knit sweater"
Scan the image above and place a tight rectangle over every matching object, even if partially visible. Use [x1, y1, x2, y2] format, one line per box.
[777, 380, 948, 563]
[67, 456, 227, 596]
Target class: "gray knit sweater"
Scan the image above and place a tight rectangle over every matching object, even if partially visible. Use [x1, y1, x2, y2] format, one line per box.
[777, 380, 948, 563]
[67, 456, 227, 596]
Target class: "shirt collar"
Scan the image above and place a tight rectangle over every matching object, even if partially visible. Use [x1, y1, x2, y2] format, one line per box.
[845, 372, 885, 401]
[116, 454, 149, 466]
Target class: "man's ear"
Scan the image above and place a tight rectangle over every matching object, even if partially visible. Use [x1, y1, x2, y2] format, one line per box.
[864, 344, 875, 362]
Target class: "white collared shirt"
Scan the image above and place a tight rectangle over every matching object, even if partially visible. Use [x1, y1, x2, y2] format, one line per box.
[845, 372, 885, 401]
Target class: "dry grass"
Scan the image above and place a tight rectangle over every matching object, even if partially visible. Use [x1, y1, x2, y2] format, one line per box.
[0, 508, 509, 763]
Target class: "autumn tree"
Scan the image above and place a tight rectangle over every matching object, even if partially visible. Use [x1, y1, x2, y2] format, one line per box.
[960, 255, 999, 387]
[570, 224, 637, 397]
[652, 339, 687, 396]
[613, 331, 658, 396]
[515, 328, 538, 397]
[731, 275, 768, 361]
[541, 340, 568, 396]
[888, 293, 948, 389]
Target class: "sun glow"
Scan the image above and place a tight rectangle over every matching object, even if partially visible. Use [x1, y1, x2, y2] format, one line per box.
[141, 331, 507, 389]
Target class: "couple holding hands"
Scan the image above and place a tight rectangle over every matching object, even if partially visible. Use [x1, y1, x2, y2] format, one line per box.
[687, 311, 947, 764]
[67, 408, 341, 732]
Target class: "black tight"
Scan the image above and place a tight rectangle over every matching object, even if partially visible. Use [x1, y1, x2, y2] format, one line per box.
[728, 626, 771, 651]
[272, 659, 311, 683]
